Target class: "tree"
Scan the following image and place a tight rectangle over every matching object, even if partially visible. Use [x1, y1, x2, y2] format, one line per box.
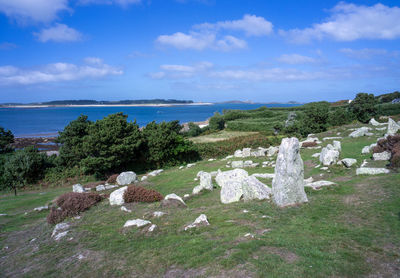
[0, 126, 14, 153]
[187, 122, 202, 137]
[349, 93, 377, 123]
[80, 113, 143, 177]
[3, 147, 48, 195]
[142, 120, 198, 168]
[57, 115, 91, 167]
[209, 112, 225, 131]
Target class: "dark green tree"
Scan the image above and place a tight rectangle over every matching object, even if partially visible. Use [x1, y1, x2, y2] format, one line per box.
[349, 93, 377, 123]
[3, 146, 48, 195]
[209, 112, 225, 131]
[80, 113, 143, 176]
[0, 127, 14, 153]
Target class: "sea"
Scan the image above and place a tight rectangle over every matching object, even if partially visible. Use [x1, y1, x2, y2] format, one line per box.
[0, 103, 299, 137]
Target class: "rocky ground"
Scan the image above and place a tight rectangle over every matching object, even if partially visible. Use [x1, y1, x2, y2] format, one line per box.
[0, 120, 400, 277]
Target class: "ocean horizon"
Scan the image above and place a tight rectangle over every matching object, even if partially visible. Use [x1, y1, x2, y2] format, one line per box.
[0, 103, 299, 137]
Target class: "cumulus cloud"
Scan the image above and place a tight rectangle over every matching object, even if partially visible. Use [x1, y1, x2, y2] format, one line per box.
[0, 58, 123, 86]
[281, 2, 400, 43]
[34, 24, 82, 42]
[157, 14, 270, 51]
[195, 14, 273, 36]
[339, 48, 399, 59]
[0, 0, 69, 24]
[277, 54, 317, 64]
[149, 62, 213, 79]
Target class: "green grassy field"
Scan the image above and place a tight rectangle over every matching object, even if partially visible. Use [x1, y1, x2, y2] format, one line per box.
[1, 122, 399, 277]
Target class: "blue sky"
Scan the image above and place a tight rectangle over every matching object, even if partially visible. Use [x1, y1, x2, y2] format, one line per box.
[0, 0, 399, 103]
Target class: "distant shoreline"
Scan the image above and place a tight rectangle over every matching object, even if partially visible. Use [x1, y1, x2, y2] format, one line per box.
[0, 102, 214, 109]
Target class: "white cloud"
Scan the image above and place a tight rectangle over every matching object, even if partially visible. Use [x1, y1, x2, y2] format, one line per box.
[277, 54, 317, 64]
[0, 42, 17, 50]
[282, 2, 400, 43]
[0, 0, 69, 24]
[0, 58, 123, 86]
[339, 48, 399, 59]
[150, 62, 213, 79]
[34, 24, 82, 42]
[195, 14, 273, 36]
[78, 0, 141, 7]
[157, 14, 270, 51]
[156, 31, 246, 51]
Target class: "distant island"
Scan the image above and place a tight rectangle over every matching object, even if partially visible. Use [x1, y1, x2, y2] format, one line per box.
[0, 99, 214, 108]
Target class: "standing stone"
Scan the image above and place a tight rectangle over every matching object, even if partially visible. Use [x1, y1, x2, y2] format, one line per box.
[199, 172, 213, 190]
[72, 184, 85, 193]
[272, 138, 308, 207]
[387, 118, 400, 136]
[116, 171, 136, 185]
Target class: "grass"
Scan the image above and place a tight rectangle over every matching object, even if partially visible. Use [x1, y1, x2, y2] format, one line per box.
[189, 130, 259, 143]
[1, 122, 400, 277]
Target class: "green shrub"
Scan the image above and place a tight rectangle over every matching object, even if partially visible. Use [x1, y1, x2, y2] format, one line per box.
[0, 126, 14, 153]
[209, 112, 225, 131]
[3, 146, 50, 195]
[187, 122, 202, 137]
[376, 103, 400, 116]
[349, 93, 377, 123]
[327, 107, 355, 127]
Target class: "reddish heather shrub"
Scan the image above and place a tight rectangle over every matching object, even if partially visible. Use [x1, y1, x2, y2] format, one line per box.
[301, 141, 318, 148]
[123, 186, 163, 203]
[373, 135, 400, 168]
[84, 181, 105, 189]
[392, 153, 400, 168]
[47, 192, 103, 224]
[106, 174, 119, 184]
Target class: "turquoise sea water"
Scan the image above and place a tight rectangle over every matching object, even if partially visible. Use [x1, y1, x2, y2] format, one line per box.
[0, 103, 298, 137]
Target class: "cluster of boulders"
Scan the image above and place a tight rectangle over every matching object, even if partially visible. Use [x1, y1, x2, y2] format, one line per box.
[319, 140, 341, 166]
[233, 146, 278, 158]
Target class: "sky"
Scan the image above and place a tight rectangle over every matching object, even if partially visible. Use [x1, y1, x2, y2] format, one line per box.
[0, 0, 399, 103]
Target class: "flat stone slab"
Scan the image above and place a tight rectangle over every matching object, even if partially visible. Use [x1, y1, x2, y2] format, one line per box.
[356, 168, 390, 175]
[123, 219, 151, 228]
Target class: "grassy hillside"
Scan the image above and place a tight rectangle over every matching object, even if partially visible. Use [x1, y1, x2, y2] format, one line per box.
[1, 122, 400, 277]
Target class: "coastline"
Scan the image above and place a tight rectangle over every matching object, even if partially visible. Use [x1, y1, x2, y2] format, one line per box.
[0, 102, 214, 109]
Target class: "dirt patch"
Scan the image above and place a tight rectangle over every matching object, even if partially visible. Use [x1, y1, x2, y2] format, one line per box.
[304, 160, 317, 168]
[257, 246, 299, 263]
[343, 194, 362, 206]
[163, 266, 208, 278]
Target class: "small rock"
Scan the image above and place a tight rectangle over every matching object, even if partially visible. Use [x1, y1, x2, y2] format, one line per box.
[123, 219, 151, 228]
[186, 163, 196, 168]
[184, 214, 210, 230]
[341, 158, 357, 168]
[305, 180, 336, 190]
[242, 209, 249, 213]
[373, 151, 391, 161]
[141, 176, 148, 182]
[96, 184, 106, 191]
[312, 153, 321, 158]
[153, 211, 165, 218]
[148, 169, 164, 177]
[121, 206, 132, 213]
[361, 146, 371, 154]
[231, 161, 244, 168]
[72, 184, 85, 193]
[34, 206, 48, 212]
[161, 193, 187, 207]
[148, 224, 158, 232]
[116, 171, 137, 185]
[105, 185, 118, 190]
[52, 223, 70, 241]
[179, 166, 184, 170]
[349, 127, 371, 138]
[109, 186, 128, 206]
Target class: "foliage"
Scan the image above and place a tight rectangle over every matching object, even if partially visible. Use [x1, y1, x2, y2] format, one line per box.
[80, 113, 143, 177]
[327, 107, 355, 126]
[373, 135, 400, 168]
[376, 103, 400, 117]
[375, 91, 400, 103]
[186, 122, 202, 137]
[196, 133, 282, 158]
[57, 115, 91, 167]
[0, 126, 14, 153]
[3, 146, 50, 195]
[349, 93, 377, 123]
[123, 185, 163, 203]
[209, 112, 225, 131]
[47, 192, 103, 224]
[142, 120, 199, 168]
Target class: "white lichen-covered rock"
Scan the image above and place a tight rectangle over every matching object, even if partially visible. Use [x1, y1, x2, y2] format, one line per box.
[105, 185, 118, 190]
[312, 153, 321, 158]
[116, 172, 136, 185]
[184, 214, 210, 230]
[369, 118, 385, 126]
[373, 151, 391, 161]
[109, 186, 128, 206]
[162, 193, 186, 207]
[341, 158, 357, 168]
[153, 211, 165, 218]
[243, 160, 253, 167]
[387, 118, 400, 135]
[72, 184, 85, 193]
[123, 219, 151, 228]
[361, 146, 371, 154]
[234, 150, 243, 157]
[305, 180, 336, 190]
[356, 168, 390, 175]
[51, 223, 70, 241]
[34, 205, 48, 212]
[332, 141, 341, 152]
[272, 137, 308, 207]
[349, 127, 371, 138]
[215, 169, 249, 188]
[231, 161, 244, 168]
[220, 181, 243, 204]
[148, 169, 163, 177]
[141, 176, 148, 182]
[193, 172, 213, 194]
[322, 136, 342, 141]
[187, 163, 196, 168]
[319, 146, 340, 166]
[96, 184, 106, 191]
[120, 206, 131, 213]
[147, 224, 157, 232]
[242, 176, 272, 201]
[267, 146, 279, 157]
[242, 148, 251, 158]
[251, 173, 275, 179]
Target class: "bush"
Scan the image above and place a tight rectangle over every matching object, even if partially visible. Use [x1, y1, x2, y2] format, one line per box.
[0, 126, 14, 153]
[301, 141, 318, 148]
[187, 122, 202, 137]
[327, 107, 355, 127]
[47, 192, 103, 224]
[372, 135, 400, 168]
[209, 112, 225, 131]
[3, 146, 50, 195]
[123, 185, 163, 203]
[349, 93, 377, 123]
